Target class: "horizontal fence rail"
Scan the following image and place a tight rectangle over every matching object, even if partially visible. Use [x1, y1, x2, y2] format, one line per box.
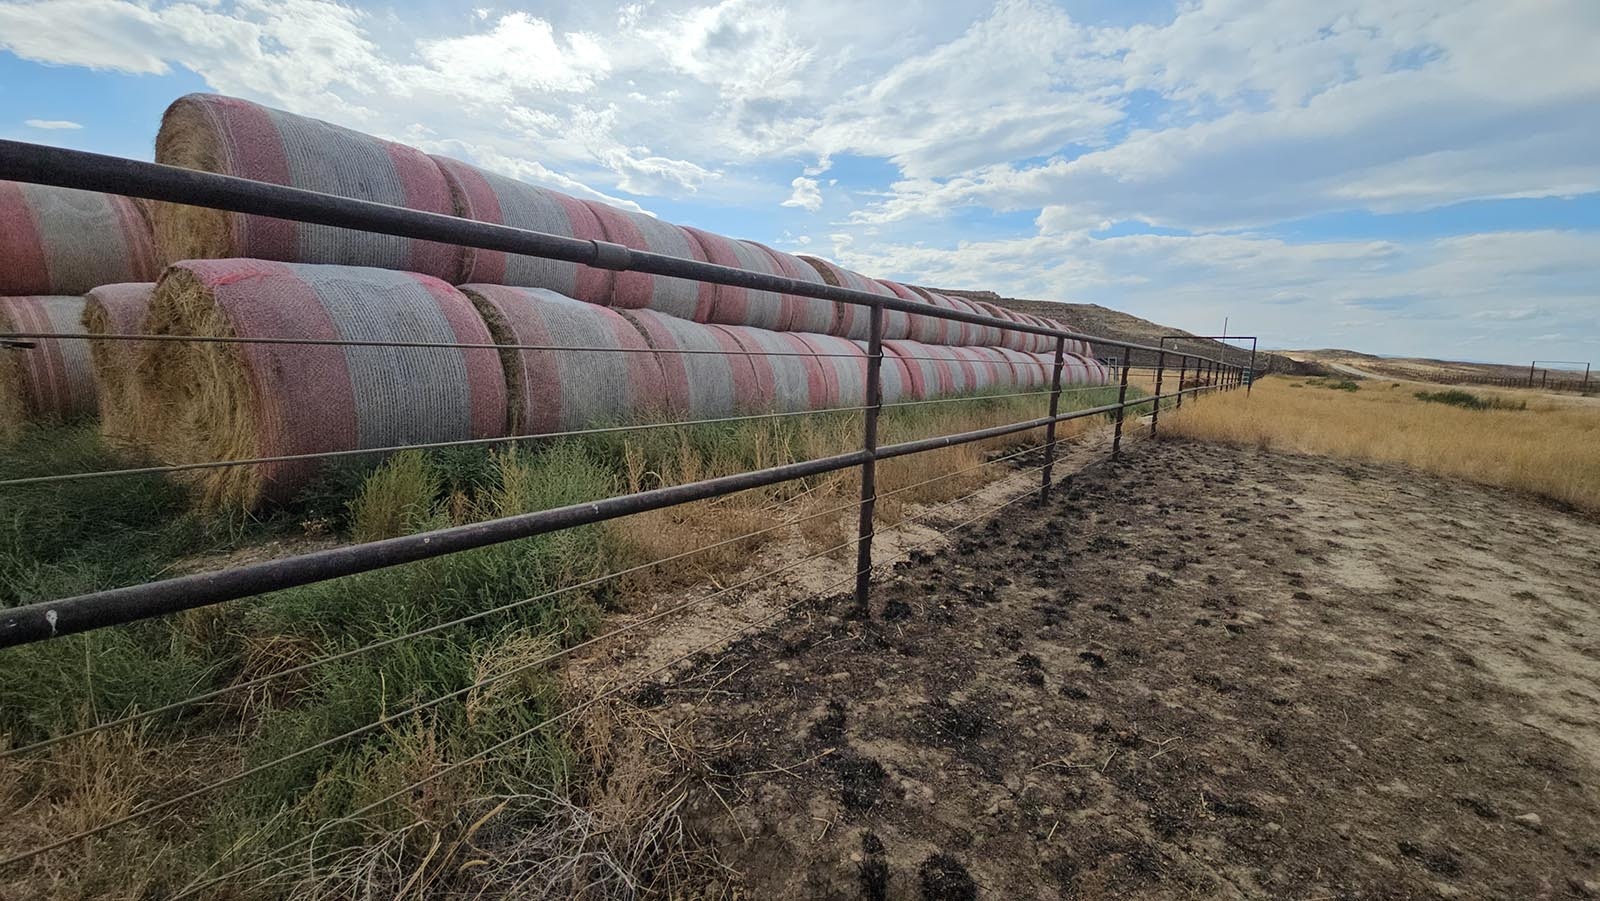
[0, 134, 1247, 880]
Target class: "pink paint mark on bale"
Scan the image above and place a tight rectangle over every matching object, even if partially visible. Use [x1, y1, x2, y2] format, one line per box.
[584, 203, 714, 322]
[462, 284, 665, 435]
[0, 296, 97, 420]
[433, 156, 613, 305]
[0, 181, 158, 296]
[154, 94, 462, 281]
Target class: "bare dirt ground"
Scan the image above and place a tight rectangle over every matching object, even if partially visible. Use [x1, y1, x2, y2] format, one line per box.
[629, 438, 1600, 899]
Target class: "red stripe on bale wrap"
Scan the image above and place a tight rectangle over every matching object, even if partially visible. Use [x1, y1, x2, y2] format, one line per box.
[0, 296, 96, 419]
[0, 181, 158, 296]
[154, 94, 462, 280]
[722, 326, 831, 411]
[433, 156, 613, 305]
[793, 333, 868, 407]
[877, 279, 949, 346]
[461, 285, 665, 435]
[584, 203, 714, 322]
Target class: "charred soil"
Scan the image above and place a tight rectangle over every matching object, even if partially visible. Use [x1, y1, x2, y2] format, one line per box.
[641, 438, 1600, 899]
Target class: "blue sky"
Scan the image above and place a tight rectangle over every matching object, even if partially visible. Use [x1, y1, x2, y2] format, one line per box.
[2, 0, 1596, 364]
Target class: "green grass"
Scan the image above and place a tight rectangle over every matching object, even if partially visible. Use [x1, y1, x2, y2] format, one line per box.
[0, 384, 1134, 896]
[1414, 389, 1528, 411]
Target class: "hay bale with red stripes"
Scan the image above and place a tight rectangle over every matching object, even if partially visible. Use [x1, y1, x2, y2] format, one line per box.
[746, 243, 835, 334]
[797, 256, 911, 342]
[0, 181, 159, 296]
[434, 156, 613, 306]
[585, 204, 714, 322]
[138, 261, 505, 511]
[717, 325, 831, 412]
[153, 94, 462, 280]
[616, 309, 758, 418]
[0, 295, 97, 441]
[461, 285, 666, 435]
[680, 227, 792, 332]
[83, 283, 156, 447]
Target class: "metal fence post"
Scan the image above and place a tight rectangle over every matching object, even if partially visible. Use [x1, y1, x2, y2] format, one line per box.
[1247, 339, 1257, 396]
[1039, 335, 1067, 504]
[1112, 353, 1132, 459]
[1175, 355, 1187, 410]
[1528, 361, 1537, 388]
[1149, 350, 1166, 437]
[853, 303, 885, 618]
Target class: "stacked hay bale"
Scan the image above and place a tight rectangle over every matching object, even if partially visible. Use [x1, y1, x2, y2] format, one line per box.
[748, 242, 835, 334]
[615, 309, 755, 418]
[0, 296, 97, 441]
[584, 204, 715, 322]
[153, 94, 462, 279]
[461, 285, 665, 435]
[717, 326, 831, 412]
[798, 255, 910, 342]
[433, 155, 614, 306]
[82, 283, 157, 446]
[1, 180, 161, 440]
[136, 260, 506, 510]
[681, 227, 790, 331]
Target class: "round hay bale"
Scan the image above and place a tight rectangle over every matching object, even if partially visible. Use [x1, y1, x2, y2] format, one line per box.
[680, 227, 790, 331]
[932, 292, 990, 346]
[952, 346, 1005, 391]
[745, 242, 834, 334]
[871, 341, 913, 404]
[904, 287, 967, 346]
[461, 285, 665, 435]
[797, 256, 910, 341]
[792, 333, 868, 407]
[876, 279, 949, 346]
[0, 181, 159, 296]
[717, 326, 829, 412]
[583, 203, 714, 322]
[139, 260, 506, 511]
[153, 94, 461, 280]
[83, 283, 156, 448]
[616, 309, 759, 418]
[994, 346, 1049, 388]
[433, 156, 613, 305]
[882, 340, 937, 400]
[0, 296, 97, 430]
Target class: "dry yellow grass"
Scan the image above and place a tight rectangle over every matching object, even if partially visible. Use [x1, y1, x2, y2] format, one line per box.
[1162, 376, 1600, 512]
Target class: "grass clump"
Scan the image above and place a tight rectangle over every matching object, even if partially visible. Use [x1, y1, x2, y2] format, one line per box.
[1414, 389, 1527, 411]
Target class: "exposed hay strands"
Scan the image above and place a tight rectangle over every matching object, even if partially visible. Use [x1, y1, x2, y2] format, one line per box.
[83, 283, 156, 448]
[153, 94, 462, 280]
[433, 156, 613, 305]
[681, 227, 790, 331]
[616, 309, 752, 417]
[0, 181, 159, 296]
[462, 285, 665, 435]
[0, 296, 97, 432]
[717, 325, 830, 412]
[796, 255, 911, 342]
[138, 260, 506, 511]
[746, 242, 835, 335]
[584, 203, 714, 322]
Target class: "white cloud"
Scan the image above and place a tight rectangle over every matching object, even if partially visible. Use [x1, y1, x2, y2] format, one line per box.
[24, 119, 82, 130]
[780, 176, 823, 212]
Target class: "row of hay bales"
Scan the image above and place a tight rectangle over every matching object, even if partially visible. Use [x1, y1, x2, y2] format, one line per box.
[3, 254, 1108, 511]
[150, 93, 1091, 356]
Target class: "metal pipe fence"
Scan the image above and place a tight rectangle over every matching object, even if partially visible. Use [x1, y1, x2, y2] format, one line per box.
[0, 136, 1246, 877]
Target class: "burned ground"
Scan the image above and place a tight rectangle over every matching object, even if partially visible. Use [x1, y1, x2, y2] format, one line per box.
[642, 438, 1600, 899]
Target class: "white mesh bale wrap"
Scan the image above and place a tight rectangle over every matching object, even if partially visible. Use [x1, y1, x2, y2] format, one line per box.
[586, 204, 714, 321]
[683, 227, 790, 331]
[797, 255, 910, 341]
[617, 309, 750, 418]
[719, 325, 830, 413]
[794, 333, 868, 407]
[0, 295, 97, 422]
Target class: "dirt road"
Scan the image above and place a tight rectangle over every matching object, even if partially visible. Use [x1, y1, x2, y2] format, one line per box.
[643, 438, 1600, 899]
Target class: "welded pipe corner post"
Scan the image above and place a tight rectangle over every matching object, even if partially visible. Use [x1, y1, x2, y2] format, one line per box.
[1529, 361, 1538, 388]
[1039, 334, 1068, 504]
[1149, 349, 1167, 438]
[1111, 353, 1132, 459]
[1175, 355, 1187, 410]
[1247, 338, 1257, 395]
[853, 302, 886, 618]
